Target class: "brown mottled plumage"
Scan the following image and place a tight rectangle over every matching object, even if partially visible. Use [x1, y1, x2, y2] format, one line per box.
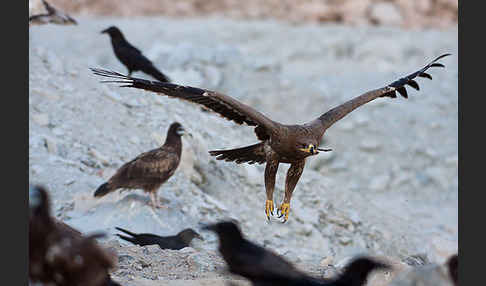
[93, 122, 186, 209]
[91, 54, 450, 222]
[29, 185, 120, 286]
[29, 0, 77, 27]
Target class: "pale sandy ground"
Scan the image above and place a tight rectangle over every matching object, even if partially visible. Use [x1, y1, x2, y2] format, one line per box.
[29, 17, 458, 285]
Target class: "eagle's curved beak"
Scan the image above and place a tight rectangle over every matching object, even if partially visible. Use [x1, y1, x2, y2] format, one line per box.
[299, 144, 318, 155]
[317, 147, 332, 152]
[299, 144, 332, 155]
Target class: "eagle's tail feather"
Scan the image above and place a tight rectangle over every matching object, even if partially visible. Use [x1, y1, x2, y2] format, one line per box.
[209, 143, 266, 165]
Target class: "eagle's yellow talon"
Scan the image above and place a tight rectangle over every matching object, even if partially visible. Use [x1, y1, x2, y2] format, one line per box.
[277, 203, 290, 222]
[265, 200, 274, 219]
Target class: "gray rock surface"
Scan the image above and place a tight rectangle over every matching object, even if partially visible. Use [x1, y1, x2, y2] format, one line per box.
[29, 17, 457, 285]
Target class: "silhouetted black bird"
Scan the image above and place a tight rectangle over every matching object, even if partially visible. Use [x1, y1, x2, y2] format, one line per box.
[204, 221, 389, 286]
[115, 227, 203, 250]
[29, 185, 120, 286]
[101, 26, 170, 83]
[447, 254, 458, 286]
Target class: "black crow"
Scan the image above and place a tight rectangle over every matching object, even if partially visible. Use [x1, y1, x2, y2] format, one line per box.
[204, 221, 389, 286]
[447, 254, 458, 286]
[115, 226, 203, 250]
[101, 26, 170, 82]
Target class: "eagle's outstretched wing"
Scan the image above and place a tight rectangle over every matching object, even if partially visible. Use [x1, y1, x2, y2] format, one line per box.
[311, 53, 451, 136]
[91, 68, 277, 139]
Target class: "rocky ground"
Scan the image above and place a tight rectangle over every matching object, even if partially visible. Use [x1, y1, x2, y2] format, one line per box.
[30, 0, 457, 29]
[29, 17, 458, 285]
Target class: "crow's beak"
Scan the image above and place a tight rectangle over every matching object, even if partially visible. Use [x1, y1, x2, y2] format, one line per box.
[101, 28, 108, 34]
[195, 233, 204, 241]
[376, 261, 392, 270]
[201, 223, 216, 232]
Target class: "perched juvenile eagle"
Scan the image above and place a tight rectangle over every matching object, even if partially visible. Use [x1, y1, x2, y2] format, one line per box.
[29, 0, 77, 27]
[29, 185, 120, 286]
[93, 122, 186, 209]
[101, 26, 171, 83]
[115, 227, 203, 250]
[91, 54, 450, 222]
[204, 221, 389, 286]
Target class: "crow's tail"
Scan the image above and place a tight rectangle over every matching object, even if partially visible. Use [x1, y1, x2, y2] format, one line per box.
[116, 234, 139, 246]
[94, 182, 112, 197]
[209, 143, 266, 165]
[144, 65, 171, 83]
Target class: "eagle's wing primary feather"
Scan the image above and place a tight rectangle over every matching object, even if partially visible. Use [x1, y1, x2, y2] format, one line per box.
[91, 68, 277, 133]
[311, 53, 451, 135]
[209, 142, 266, 164]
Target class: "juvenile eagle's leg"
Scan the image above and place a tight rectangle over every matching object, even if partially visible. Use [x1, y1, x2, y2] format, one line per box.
[278, 159, 306, 223]
[148, 189, 166, 209]
[264, 153, 279, 220]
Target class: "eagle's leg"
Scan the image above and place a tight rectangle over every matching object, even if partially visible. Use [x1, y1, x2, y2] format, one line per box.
[264, 156, 279, 220]
[278, 159, 306, 223]
[148, 190, 166, 209]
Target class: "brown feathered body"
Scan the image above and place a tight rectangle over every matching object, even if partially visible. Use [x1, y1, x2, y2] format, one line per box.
[29, 186, 118, 286]
[92, 54, 450, 221]
[94, 122, 184, 208]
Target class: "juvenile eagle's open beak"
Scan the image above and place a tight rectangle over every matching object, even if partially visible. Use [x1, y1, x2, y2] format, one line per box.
[177, 127, 192, 137]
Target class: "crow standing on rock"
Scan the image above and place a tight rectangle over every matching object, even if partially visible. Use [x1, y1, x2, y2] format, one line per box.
[115, 227, 203, 250]
[92, 54, 450, 223]
[101, 26, 171, 83]
[204, 221, 389, 286]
